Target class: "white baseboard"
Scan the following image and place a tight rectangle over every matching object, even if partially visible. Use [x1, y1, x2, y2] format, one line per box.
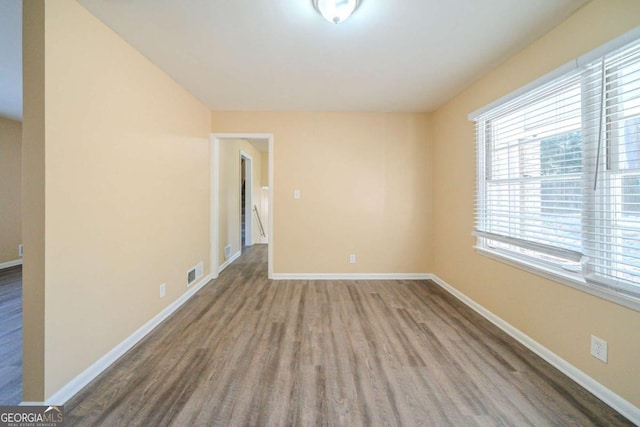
[38, 273, 214, 405]
[218, 250, 241, 273]
[427, 273, 640, 425]
[24, 269, 637, 422]
[0, 259, 22, 270]
[271, 273, 431, 281]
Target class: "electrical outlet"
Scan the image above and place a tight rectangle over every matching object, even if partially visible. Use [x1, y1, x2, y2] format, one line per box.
[590, 335, 607, 363]
[18, 244, 23, 257]
[349, 254, 356, 264]
[159, 283, 166, 298]
[293, 189, 301, 199]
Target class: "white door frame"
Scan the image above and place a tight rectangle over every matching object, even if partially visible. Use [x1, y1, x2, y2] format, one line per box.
[240, 151, 253, 249]
[211, 133, 274, 279]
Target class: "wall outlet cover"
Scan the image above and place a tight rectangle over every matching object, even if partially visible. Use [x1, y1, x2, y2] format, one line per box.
[590, 335, 608, 363]
[159, 283, 166, 298]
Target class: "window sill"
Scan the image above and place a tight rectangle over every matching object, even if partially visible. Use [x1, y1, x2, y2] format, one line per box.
[474, 246, 640, 313]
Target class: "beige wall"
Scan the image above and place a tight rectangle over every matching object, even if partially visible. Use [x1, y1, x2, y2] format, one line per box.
[0, 117, 22, 265]
[431, 0, 640, 407]
[211, 112, 432, 274]
[218, 139, 263, 266]
[23, 0, 211, 400]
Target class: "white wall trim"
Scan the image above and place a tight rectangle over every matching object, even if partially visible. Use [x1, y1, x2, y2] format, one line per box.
[271, 273, 431, 281]
[39, 273, 214, 405]
[0, 259, 23, 270]
[427, 273, 640, 425]
[267, 136, 273, 280]
[218, 250, 241, 273]
[210, 135, 220, 280]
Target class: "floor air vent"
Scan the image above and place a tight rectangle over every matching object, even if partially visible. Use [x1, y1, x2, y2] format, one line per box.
[187, 261, 204, 287]
[187, 268, 196, 285]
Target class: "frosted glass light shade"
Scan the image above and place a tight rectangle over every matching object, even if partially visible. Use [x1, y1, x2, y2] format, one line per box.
[312, 0, 362, 24]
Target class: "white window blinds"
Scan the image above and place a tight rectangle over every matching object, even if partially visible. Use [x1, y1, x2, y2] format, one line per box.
[472, 34, 640, 307]
[583, 42, 640, 298]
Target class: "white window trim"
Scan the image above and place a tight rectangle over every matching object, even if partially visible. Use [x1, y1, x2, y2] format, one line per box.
[469, 27, 640, 121]
[471, 26, 640, 313]
[475, 245, 640, 312]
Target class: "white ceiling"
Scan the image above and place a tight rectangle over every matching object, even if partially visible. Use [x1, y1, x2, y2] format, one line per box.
[0, 0, 589, 120]
[78, 0, 588, 113]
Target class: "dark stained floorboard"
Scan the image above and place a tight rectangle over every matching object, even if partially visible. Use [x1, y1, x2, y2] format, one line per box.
[65, 245, 632, 426]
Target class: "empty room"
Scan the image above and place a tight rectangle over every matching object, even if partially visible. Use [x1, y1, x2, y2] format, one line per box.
[0, 0, 639, 425]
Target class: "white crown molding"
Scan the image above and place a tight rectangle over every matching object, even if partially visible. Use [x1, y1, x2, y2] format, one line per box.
[39, 273, 214, 406]
[427, 273, 640, 425]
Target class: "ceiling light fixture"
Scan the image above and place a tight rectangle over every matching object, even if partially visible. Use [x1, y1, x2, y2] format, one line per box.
[312, 0, 362, 25]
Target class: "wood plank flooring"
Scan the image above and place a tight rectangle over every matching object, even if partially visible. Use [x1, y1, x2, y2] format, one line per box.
[65, 245, 632, 426]
[0, 265, 22, 405]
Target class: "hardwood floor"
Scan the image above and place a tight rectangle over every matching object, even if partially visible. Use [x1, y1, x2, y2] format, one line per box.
[0, 265, 22, 405]
[66, 245, 632, 426]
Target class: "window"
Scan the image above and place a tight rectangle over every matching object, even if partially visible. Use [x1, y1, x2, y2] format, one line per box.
[472, 32, 640, 310]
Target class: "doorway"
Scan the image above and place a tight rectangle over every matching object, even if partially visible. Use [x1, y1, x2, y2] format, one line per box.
[211, 134, 274, 279]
